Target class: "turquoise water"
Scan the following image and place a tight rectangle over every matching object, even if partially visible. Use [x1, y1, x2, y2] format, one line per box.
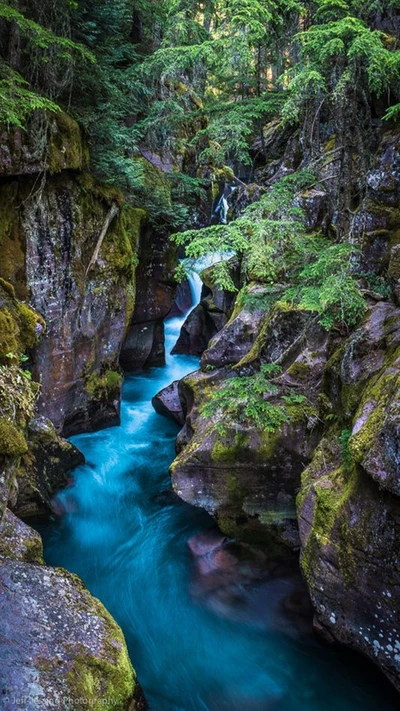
[36, 313, 397, 710]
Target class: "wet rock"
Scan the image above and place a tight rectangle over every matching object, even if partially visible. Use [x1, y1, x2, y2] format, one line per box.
[121, 211, 178, 369]
[172, 259, 239, 356]
[13, 416, 84, 518]
[168, 278, 193, 317]
[171, 300, 331, 548]
[152, 380, 185, 425]
[298, 433, 400, 693]
[188, 529, 313, 639]
[297, 304, 400, 692]
[0, 170, 143, 435]
[201, 284, 274, 368]
[120, 319, 165, 370]
[172, 302, 221, 356]
[0, 509, 43, 563]
[0, 559, 138, 710]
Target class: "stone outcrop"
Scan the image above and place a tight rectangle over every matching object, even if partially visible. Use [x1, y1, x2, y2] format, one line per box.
[152, 380, 185, 426]
[0, 554, 139, 711]
[171, 301, 329, 549]
[298, 302, 400, 692]
[14, 416, 84, 518]
[170, 273, 400, 691]
[0, 116, 145, 435]
[0, 188, 143, 709]
[120, 160, 179, 370]
[172, 258, 240, 356]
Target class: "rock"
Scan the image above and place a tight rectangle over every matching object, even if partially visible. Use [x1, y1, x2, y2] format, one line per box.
[0, 509, 43, 563]
[0, 559, 139, 710]
[120, 165, 179, 369]
[201, 283, 274, 368]
[13, 416, 84, 518]
[0, 169, 144, 436]
[171, 302, 220, 356]
[0, 112, 87, 177]
[349, 342, 400, 496]
[120, 319, 165, 370]
[168, 278, 193, 317]
[152, 380, 185, 425]
[297, 304, 400, 692]
[171, 300, 331, 549]
[172, 259, 239, 356]
[297, 433, 400, 693]
[351, 128, 400, 276]
[295, 187, 327, 230]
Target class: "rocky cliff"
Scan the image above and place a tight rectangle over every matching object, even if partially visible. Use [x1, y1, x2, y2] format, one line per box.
[161, 124, 400, 691]
[0, 280, 142, 709]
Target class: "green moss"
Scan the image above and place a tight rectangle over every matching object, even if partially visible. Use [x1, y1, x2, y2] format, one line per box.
[0, 283, 45, 361]
[211, 431, 250, 463]
[298, 433, 360, 587]
[85, 369, 123, 400]
[0, 417, 28, 457]
[103, 205, 144, 284]
[0, 182, 26, 298]
[286, 360, 311, 382]
[212, 165, 235, 182]
[66, 606, 135, 711]
[78, 172, 125, 206]
[0, 278, 15, 297]
[349, 357, 399, 464]
[48, 111, 88, 174]
[0, 309, 19, 360]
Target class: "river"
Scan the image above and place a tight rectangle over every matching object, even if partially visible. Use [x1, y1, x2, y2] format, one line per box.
[35, 275, 397, 710]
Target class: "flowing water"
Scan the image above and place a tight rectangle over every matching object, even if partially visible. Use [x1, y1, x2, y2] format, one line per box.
[36, 274, 397, 711]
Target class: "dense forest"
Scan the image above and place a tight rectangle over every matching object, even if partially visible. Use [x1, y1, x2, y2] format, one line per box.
[0, 1, 400, 710]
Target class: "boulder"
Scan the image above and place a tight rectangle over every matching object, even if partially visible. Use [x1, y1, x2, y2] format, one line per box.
[0, 509, 43, 563]
[298, 433, 400, 693]
[172, 259, 239, 356]
[152, 380, 185, 425]
[13, 416, 84, 518]
[0, 559, 140, 710]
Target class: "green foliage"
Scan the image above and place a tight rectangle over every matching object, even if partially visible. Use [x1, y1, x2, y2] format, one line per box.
[200, 363, 307, 432]
[282, 2, 400, 124]
[286, 242, 367, 329]
[339, 428, 354, 472]
[0, 3, 92, 61]
[0, 64, 60, 127]
[0, 1, 93, 126]
[175, 169, 366, 330]
[0, 364, 39, 429]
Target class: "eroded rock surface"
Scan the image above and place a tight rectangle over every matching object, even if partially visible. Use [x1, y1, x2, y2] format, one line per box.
[0, 559, 138, 710]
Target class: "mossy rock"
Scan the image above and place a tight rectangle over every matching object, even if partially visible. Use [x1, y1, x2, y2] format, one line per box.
[0, 280, 45, 361]
[48, 111, 89, 174]
[0, 560, 139, 710]
[0, 417, 28, 457]
[85, 368, 123, 400]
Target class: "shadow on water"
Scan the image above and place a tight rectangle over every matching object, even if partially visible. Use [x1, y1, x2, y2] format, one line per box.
[34, 302, 398, 710]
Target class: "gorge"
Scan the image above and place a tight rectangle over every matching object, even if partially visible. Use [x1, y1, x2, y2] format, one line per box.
[0, 1, 400, 709]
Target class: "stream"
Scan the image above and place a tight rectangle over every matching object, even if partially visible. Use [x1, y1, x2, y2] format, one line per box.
[35, 276, 397, 711]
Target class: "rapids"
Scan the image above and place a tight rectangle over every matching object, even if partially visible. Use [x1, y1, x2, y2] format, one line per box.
[36, 272, 396, 711]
